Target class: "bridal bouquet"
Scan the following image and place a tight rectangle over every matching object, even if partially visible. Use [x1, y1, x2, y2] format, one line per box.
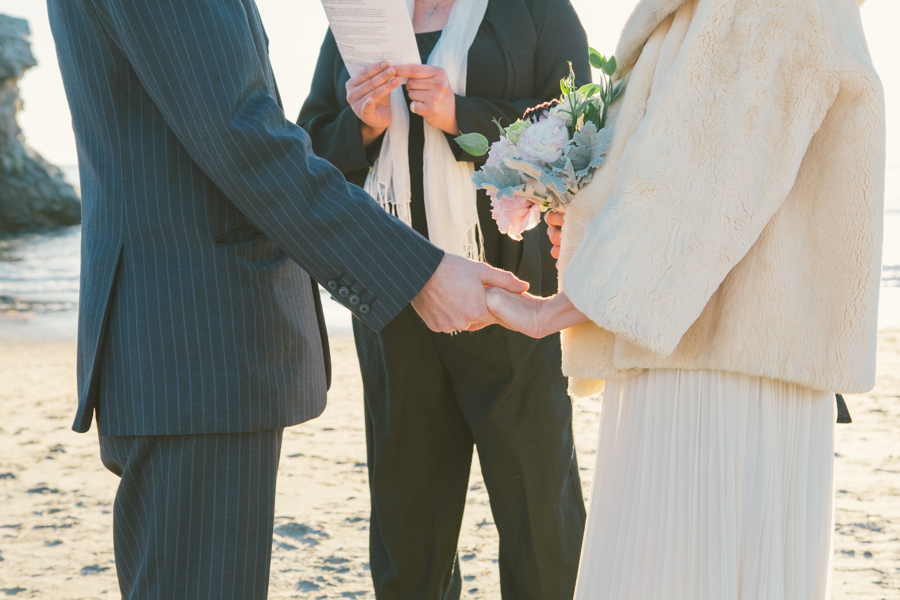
[455, 50, 623, 240]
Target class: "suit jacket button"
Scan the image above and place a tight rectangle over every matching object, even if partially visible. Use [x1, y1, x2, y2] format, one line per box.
[327, 280, 338, 291]
[358, 303, 371, 315]
[338, 286, 350, 299]
[349, 294, 360, 306]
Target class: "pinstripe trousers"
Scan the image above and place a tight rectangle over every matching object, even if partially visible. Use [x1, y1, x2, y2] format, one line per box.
[99, 430, 283, 600]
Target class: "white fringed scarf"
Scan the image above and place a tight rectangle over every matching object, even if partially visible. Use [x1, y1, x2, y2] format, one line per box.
[363, 0, 488, 260]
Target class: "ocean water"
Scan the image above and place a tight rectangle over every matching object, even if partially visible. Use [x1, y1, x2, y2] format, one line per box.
[1, 166, 898, 341]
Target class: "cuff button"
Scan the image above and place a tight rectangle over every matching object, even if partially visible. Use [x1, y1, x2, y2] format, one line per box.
[349, 294, 361, 306]
[338, 286, 350, 299]
[358, 303, 371, 315]
[327, 280, 338, 291]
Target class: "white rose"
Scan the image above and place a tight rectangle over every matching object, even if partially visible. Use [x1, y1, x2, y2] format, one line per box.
[516, 115, 568, 164]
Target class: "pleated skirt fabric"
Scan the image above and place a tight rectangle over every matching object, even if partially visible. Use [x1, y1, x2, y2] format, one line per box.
[574, 369, 835, 600]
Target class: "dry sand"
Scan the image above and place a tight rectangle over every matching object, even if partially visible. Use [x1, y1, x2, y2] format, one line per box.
[0, 322, 898, 599]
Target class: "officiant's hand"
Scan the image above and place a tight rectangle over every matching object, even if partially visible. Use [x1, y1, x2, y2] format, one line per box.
[346, 61, 401, 146]
[546, 211, 564, 260]
[412, 254, 528, 333]
[393, 64, 458, 135]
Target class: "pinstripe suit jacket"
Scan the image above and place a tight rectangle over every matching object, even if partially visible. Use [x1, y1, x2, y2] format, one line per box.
[48, 0, 443, 436]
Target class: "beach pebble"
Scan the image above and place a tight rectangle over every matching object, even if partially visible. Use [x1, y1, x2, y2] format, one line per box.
[80, 564, 110, 576]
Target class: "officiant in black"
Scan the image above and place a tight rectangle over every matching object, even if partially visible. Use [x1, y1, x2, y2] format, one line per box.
[298, 0, 590, 598]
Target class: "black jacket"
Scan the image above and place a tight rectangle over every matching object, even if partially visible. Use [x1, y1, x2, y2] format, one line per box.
[298, 0, 590, 296]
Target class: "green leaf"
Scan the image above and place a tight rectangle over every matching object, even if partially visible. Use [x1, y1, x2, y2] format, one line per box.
[504, 119, 530, 145]
[578, 83, 601, 98]
[602, 56, 617, 77]
[491, 117, 506, 135]
[454, 132, 490, 157]
[582, 102, 601, 131]
[611, 79, 626, 103]
[588, 48, 604, 69]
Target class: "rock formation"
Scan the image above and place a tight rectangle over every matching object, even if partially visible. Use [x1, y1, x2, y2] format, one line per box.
[0, 14, 80, 234]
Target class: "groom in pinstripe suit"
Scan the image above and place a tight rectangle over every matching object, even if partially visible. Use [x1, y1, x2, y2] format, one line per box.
[48, 1, 527, 598]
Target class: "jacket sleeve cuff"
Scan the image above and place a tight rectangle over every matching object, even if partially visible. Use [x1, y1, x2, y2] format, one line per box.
[331, 106, 380, 173]
[324, 209, 444, 333]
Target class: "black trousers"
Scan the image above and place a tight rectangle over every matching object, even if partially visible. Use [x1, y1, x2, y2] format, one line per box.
[99, 430, 284, 600]
[354, 306, 586, 600]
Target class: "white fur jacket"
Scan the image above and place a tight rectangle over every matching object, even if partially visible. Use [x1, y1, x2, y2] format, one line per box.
[559, 0, 885, 397]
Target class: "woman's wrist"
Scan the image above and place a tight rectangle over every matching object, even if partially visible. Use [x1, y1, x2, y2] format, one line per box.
[360, 122, 386, 147]
[440, 113, 459, 136]
[538, 292, 589, 337]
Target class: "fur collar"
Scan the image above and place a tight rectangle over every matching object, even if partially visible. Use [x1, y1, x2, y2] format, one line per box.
[614, 0, 867, 74]
[614, 0, 688, 73]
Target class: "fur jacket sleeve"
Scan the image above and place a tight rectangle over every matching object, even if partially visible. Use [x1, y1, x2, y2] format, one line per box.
[558, 0, 885, 397]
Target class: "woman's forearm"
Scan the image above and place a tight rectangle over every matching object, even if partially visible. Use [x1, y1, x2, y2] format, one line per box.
[539, 292, 589, 337]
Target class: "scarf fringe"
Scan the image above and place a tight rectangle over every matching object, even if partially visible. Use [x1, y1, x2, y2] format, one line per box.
[363, 0, 489, 262]
[364, 163, 413, 227]
[366, 160, 485, 261]
[462, 220, 486, 262]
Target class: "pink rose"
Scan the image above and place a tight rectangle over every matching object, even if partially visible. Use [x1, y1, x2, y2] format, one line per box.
[490, 193, 543, 241]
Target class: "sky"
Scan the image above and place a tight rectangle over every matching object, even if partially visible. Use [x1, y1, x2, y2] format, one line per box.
[1, 0, 895, 175]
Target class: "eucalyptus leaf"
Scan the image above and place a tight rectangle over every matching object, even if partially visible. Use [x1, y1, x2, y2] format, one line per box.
[472, 164, 522, 195]
[537, 171, 572, 203]
[503, 157, 546, 182]
[493, 184, 527, 201]
[549, 156, 579, 191]
[566, 122, 611, 178]
[455, 132, 491, 157]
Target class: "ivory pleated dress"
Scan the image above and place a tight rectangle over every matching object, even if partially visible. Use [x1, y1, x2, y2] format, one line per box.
[574, 369, 835, 600]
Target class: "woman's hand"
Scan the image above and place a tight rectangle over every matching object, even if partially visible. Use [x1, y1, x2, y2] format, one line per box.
[345, 61, 401, 146]
[486, 289, 590, 338]
[546, 211, 564, 260]
[393, 64, 458, 135]
[485, 288, 546, 338]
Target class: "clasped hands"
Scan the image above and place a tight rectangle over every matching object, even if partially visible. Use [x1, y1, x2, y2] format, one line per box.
[413, 212, 587, 338]
[348, 63, 584, 337]
[347, 61, 459, 146]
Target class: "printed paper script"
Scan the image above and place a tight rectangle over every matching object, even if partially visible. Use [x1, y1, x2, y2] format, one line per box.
[321, 0, 420, 76]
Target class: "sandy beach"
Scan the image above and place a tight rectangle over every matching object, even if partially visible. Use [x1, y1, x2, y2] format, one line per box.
[0, 320, 898, 599]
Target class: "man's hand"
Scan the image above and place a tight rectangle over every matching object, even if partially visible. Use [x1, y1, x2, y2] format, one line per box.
[412, 254, 529, 333]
